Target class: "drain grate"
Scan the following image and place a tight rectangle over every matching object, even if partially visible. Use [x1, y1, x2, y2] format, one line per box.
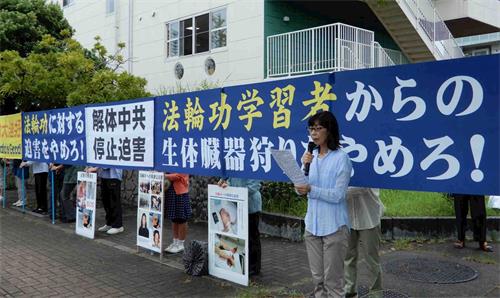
[358, 286, 408, 298]
[385, 257, 478, 284]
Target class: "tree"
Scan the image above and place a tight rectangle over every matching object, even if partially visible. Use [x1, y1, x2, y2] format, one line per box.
[0, 0, 72, 57]
[0, 34, 151, 112]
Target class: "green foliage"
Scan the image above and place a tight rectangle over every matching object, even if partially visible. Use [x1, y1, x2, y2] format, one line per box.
[0, 35, 150, 111]
[380, 190, 454, 217]
[0, 0, 72, 57]
[261, 182, 307, 217]
[261, 187, 500, 217]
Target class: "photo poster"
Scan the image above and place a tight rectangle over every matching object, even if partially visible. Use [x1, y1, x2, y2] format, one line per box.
[208, 184, 249, 286]
[75, 171, 97, 239]
[137, 170, 164, 253]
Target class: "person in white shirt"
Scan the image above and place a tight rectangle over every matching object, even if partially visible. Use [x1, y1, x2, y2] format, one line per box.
[344, 187, 384, 297]
[20, 161, 48, 213]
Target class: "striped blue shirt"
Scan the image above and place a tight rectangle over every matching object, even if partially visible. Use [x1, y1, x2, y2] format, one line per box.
[305, 148, 352, 237]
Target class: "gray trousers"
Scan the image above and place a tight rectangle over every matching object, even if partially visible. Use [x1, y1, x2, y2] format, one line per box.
[305, 226, 348, 298]
[344, 225, 383, 295]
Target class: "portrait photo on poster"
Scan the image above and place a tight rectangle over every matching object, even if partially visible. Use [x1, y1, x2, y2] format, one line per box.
[150, 212, 161, 229]
[78, 209, 93, 230]
[210, 199, 238, 236]
[213, 233, 245, 275]
[151, 195, 161, 211]
[137, 212, 150, 238]
[152, 229, 161, 248]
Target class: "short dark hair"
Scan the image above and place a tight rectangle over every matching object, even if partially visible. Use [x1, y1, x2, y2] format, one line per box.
[307, 111, 341, 150]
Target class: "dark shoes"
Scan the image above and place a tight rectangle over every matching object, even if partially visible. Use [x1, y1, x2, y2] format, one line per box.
[32, 208, 47, 214]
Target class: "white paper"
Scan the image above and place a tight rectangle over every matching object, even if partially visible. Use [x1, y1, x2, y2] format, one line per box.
[271, 149, 308, 185]
[75, 172, 97, 239]
[208, 184, 249, 286]
[136, 171, 165, 253]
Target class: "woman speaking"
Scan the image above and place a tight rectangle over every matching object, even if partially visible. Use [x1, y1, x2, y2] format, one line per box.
[295, 111, 352, 298]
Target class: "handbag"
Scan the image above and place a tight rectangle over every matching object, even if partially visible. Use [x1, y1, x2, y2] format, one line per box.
[487, 195, 500, 210]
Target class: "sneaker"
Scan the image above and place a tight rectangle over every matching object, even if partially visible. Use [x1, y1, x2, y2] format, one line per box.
[106, 227, 124, 235]
[164, 243, 177, 253]
[168, 243, 184, 254]
[98, 225, 112, 232]
[13, 200, 25, 207]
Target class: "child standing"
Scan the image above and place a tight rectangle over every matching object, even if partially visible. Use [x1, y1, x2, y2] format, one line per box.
[164, 173, 191, 254]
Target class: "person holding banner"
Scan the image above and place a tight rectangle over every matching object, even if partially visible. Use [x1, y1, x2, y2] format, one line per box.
[20, 161, 48, 213]
[49, 163, 65, 217]
[294, 111, 352, 298]
[164, 173, 191, 254]
[86, 167, 124, 235]
[11, 159, 29, 207]
[344, 188, 384, 297]
[452, 193, 493, 252]
[59, 165, 84, 223]
[217, 178, 262, 276]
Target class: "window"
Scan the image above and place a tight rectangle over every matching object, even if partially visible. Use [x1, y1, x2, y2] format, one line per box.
[106, 0, 115, 14]
[166, 7, 227, 58]
[211, 9, 227, 49]
[63, 0, 74, 7]
[471, 48, 490, 56]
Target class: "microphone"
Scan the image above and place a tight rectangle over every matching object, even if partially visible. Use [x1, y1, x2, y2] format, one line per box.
[304, 141, 316, 176]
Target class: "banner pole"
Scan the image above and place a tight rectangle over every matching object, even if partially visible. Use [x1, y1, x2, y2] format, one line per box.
[2, 164, 6, 209]
[21, 168, 25, 213]
[51, 170, 55, 224]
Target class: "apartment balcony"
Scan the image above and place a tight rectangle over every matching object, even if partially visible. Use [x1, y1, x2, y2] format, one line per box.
[267, 22, 404, 78]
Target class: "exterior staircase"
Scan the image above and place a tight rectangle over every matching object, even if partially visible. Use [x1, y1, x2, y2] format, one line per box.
[365, 0, 464, 62]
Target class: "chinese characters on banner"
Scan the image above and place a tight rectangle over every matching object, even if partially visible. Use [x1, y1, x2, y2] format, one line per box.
[333, 55, 499, 194]
[22, 108, 86, 164]
[0, 113, 22, 159]
[208, 184, 249, 286]
[137, 171, 164, 253]
[85, 99, 155, 168]
[16, 55, 500, 195]
[75, 171, 97, 239]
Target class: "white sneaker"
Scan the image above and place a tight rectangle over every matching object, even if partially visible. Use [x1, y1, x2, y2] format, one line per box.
[169, 243, 184, 254]
[164, 243, 177, 253]
[98, 225, 112, 232]
[13, 200, 24, 207]
[106, 227, 124, 235]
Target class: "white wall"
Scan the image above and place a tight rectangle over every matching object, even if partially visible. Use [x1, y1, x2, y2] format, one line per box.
[434, 0, 500, 29]
[62, 0, 265, 94]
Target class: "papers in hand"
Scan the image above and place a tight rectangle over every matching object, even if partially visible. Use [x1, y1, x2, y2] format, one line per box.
[271, 149, 308, 185]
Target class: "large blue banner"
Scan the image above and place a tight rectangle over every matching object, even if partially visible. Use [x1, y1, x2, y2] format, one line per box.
[20, 54, 500, 195]
[22, 106, 86, 165]
[154, 55, 499, 195]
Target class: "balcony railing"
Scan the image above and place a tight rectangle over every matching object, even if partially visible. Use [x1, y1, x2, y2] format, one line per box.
[397, 0, 464, 60]
[267, 22, 400, 77]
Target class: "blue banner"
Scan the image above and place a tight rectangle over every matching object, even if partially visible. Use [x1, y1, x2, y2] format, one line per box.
[20, 54, 500, 195]
[22, 106, 86, 165]
[333, 54, 499, 195]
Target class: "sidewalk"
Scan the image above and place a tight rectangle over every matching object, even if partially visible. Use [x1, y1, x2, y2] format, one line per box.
[1, 189, 499, 297]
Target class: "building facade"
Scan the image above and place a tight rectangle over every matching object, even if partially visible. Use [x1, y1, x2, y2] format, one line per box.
[59, 0, 497, 93]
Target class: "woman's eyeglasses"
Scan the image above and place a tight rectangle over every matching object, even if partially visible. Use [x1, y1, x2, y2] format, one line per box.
[307, 126, 325, 133]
